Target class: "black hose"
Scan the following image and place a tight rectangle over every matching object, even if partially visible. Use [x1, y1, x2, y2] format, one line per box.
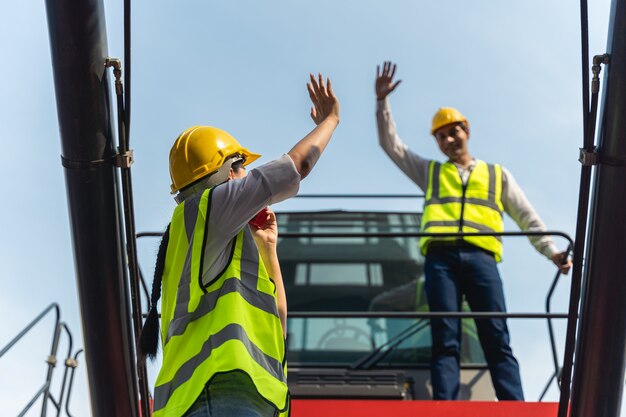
[581, 0, 590, 139]
[119, 2, 152, 414]
[112, 81, 151, 417]
[124, 0, 131, 141]
[557, 1, 593, 415]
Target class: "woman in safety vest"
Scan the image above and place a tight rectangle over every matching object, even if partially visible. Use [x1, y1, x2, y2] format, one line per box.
[140, 73, 340, 417]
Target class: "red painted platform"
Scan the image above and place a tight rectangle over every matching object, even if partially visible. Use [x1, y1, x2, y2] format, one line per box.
[291, 400, 559, 417]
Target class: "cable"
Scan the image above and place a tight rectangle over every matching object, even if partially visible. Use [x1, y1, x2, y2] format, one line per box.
[557, 1, 593, 415]
[124, 0, 131, 142]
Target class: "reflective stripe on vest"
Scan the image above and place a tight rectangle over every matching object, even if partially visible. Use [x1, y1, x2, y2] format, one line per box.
[420, 160, 504, 261]
[153, 188, 288, 417]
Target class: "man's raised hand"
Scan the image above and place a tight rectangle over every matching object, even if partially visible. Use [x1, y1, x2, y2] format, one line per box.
[376, 61, 402, 101]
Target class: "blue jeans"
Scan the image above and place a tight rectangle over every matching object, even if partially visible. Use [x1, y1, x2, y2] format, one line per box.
[183, 371, 278, 417]
[424, 243, 524, 401]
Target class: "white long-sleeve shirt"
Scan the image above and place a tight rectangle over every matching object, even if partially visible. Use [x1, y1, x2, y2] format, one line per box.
[377, 98, 559, 260]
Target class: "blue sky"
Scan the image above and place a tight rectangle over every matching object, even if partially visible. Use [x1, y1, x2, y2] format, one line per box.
[0, 0, 616, 415]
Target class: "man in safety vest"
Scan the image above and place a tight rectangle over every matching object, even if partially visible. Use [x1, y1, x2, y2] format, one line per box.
[374, 61, 572, 401]
[140, 74, 339, 417]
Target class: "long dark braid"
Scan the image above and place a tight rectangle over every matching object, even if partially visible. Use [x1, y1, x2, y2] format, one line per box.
[139, 223, 171, 360]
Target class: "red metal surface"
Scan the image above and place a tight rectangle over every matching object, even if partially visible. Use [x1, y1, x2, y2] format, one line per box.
[291, 400, 558, 417]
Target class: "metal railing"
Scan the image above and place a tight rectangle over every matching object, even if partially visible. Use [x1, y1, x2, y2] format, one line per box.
[136, 196, 575, 402]
[64, 349, 83, 417]
[0, 303, 82, 417]
[280, 229, 573, 399]
[539, 245, 573, 400]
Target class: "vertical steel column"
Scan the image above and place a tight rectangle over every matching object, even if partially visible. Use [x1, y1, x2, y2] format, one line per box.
[570, 0, 626, 415]
[44, 1, 139, 416]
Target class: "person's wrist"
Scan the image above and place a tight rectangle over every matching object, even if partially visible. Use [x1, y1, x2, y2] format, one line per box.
[324, 113, 340, 125]
[262, 241, 278, 252]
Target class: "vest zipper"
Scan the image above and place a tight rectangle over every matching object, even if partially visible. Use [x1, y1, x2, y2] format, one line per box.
[458, 169, 473, 233]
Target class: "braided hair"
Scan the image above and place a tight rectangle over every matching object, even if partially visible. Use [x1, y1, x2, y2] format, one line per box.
[139, 223, 170, 360]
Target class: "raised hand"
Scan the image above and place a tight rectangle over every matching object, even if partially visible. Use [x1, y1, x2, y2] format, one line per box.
[307, 73, 340, 126]
[376, 61, 402, 100]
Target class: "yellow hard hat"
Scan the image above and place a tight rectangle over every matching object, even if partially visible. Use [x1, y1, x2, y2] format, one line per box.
[169, 126, 261, 193]
[431, 107, 468, 135]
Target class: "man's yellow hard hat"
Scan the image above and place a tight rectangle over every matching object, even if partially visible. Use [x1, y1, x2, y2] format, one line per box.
[431, 107, 468, 135]
[169, 126, 261, 193]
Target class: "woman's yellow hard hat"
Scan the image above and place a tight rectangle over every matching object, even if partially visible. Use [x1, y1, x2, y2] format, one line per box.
[169, 126, 261, 193]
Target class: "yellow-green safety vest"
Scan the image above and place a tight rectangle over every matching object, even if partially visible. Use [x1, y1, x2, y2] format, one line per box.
[153, 188, 289, 417]
[420, 160, 504, 262]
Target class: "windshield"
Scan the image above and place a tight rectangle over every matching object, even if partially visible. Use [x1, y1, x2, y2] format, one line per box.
[277, 211, 486, 368]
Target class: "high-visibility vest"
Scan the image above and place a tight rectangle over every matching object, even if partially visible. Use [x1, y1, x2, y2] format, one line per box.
[420, 160, 504, 262]
[153, 188, 288, 417]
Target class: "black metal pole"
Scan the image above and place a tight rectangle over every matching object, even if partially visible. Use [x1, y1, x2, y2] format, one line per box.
[569, 0, 626, 415]
[44, 0, 139, 416]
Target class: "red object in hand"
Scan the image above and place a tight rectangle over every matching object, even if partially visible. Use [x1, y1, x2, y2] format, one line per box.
[248, 207, 269, 228]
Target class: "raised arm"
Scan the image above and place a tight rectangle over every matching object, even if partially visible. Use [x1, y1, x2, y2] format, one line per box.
[287, 73, 340, 180]
[375, 61, 430, 191]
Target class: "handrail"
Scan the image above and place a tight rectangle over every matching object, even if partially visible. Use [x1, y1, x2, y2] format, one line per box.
[3, 303, 61, 417]
[288, 312, 568, 319]
[0, 303, 59, 358]
[18, 384, 50, 417]
[39, 321, 63, 417]
[41, 322, 61, 417]
[0, 304, 80, 417]
[352, 319, 431, 370]
[139, 230, 573, 248]
[139, 267, 150, 305]
[279, 230, 573, 247]
[539, 244, 573, 400]
[136, 227, 574, 400]
[136, 232, 166, 312]
[137, 232, 164, 238]
[49, 323, 74, 417]
[65, 349, 83, 417]
[294, 194, 425, 199]
[279, 229, 573, 400]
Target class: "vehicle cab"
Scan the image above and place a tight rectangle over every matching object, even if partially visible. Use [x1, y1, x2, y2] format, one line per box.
[276, 210, 494, 401]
